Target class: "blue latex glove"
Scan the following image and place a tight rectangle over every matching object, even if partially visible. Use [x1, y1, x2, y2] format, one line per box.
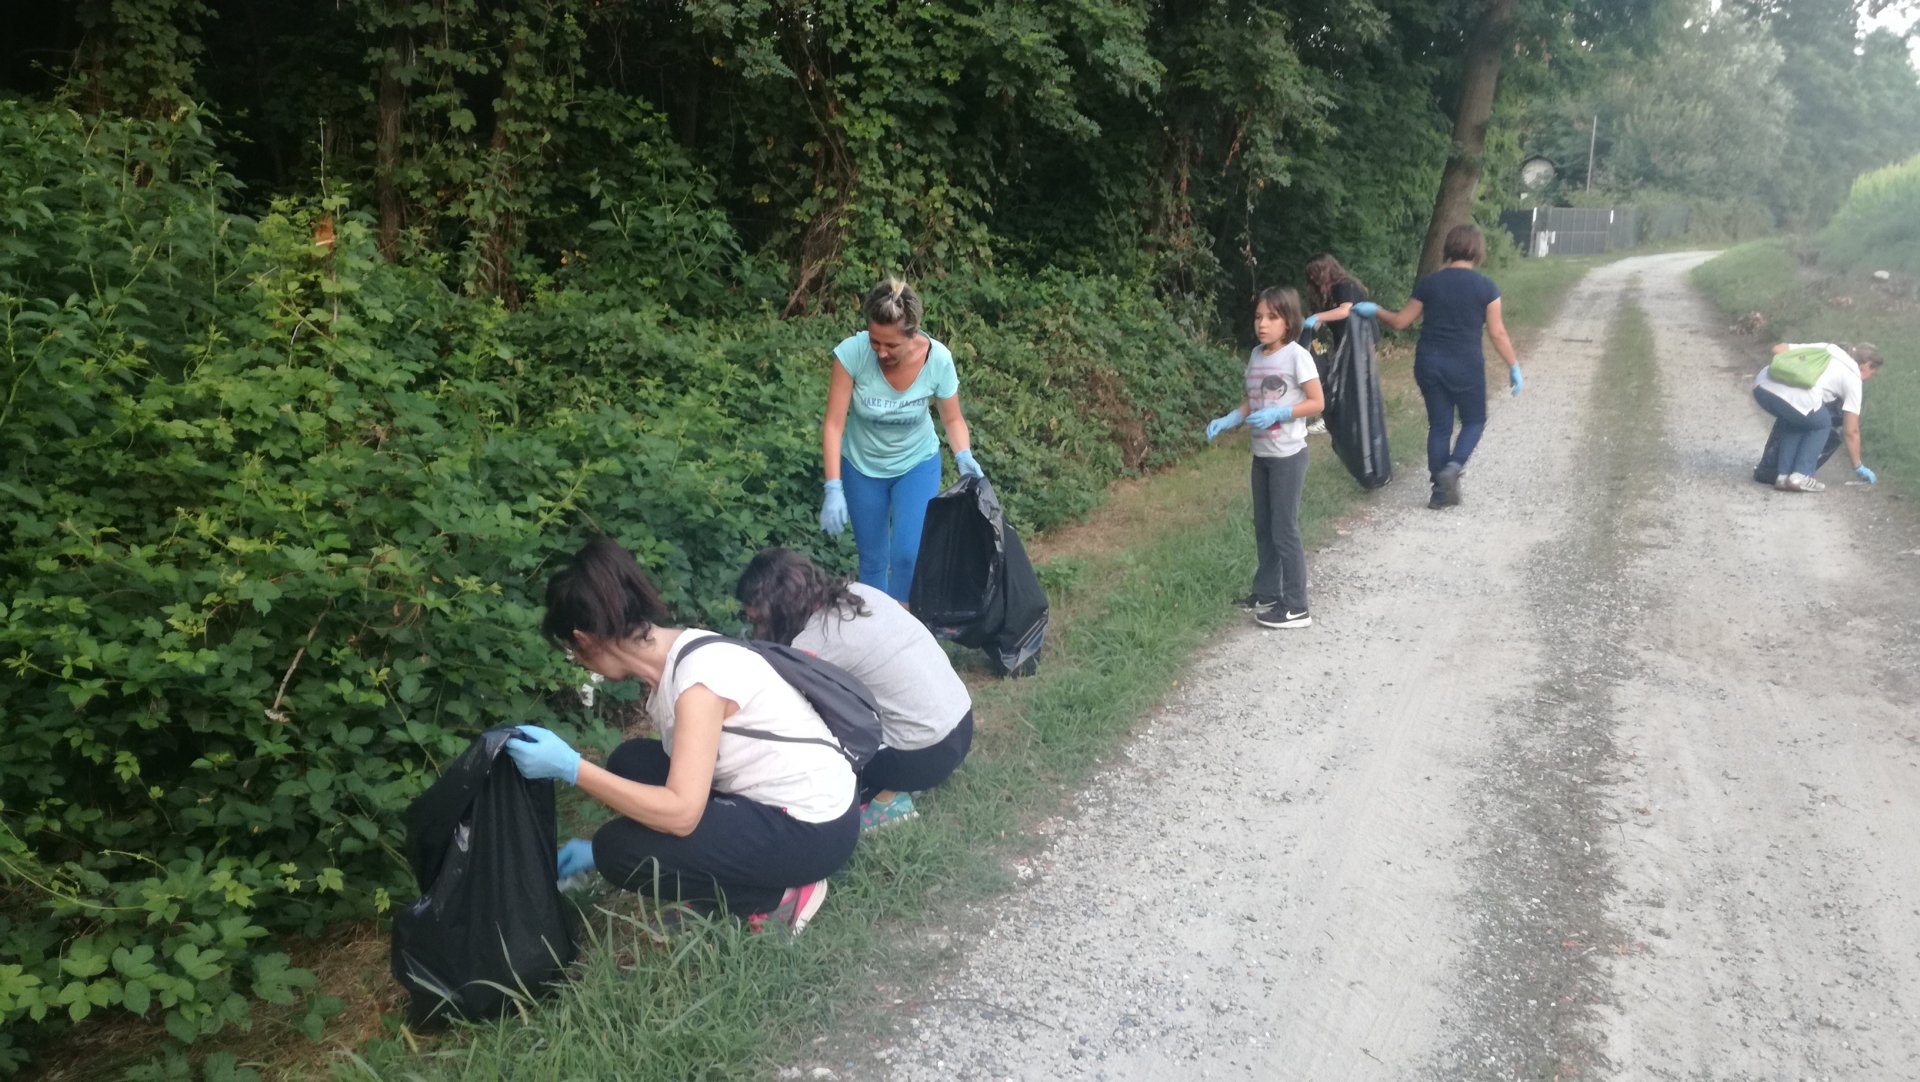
[819, 480, 848, 535]
[1509, 364, 1525, 396]
[954, 449, 985, 479]
[1205, 409, 1245, 442]
[1248, 405, 1293, 429]
[1302, 314, 1320, 331]
[1856, 464, 1877, 485]
[507, 725, 581, 784]
[557, 838, 596, 879]
[1351, 301, 1379, 318]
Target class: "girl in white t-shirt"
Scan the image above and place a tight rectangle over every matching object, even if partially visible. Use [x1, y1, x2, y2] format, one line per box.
[1204, 286, 1326, 629]
[506, 538, 858, 934]
[736, 548, 974, 831]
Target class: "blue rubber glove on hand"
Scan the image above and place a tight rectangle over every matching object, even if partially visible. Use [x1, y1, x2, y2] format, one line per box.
[1509, 364, 1525, 396]
[954, 449, 985, 479]
[557, 838, 596, 880]
[819, 480, 849, 535]
[1351, 301, 1379, 318]
[1205, 409, 1245, 441]
[507, 725, 581, 784]
[1248, 405, 1293, 429]
[1302, 314, 1320, 331]
[1856, 464, 1877, 485]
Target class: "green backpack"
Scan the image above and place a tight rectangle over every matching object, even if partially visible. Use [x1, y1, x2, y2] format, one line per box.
[1768, 346, 1832, 389]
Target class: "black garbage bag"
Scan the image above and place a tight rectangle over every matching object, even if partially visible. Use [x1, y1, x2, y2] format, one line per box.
[910, 476, 1048, 677]
[1753, 409, 1845, 483]
[391, 726, 575, 1029]
[1322, 313, 1393, 490]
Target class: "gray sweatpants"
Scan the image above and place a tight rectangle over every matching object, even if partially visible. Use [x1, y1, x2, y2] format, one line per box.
[1250, 449, 1309, 613]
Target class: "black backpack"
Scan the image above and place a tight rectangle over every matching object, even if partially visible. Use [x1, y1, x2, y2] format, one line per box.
[674, 635, 885, 769]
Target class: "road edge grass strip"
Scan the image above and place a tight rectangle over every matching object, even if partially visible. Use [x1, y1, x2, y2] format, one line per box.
[331, 256, 1602, 1082]
[1693, 238, 1920, 499]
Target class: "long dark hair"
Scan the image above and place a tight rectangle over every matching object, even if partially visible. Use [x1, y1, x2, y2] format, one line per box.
[1304, 254, 1366, 311]
[542, 536, 672, 651]
[735, 547, 870, 646]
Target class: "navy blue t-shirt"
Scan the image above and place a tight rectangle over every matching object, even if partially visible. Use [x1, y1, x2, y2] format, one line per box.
[1410, 267, 1500, 371]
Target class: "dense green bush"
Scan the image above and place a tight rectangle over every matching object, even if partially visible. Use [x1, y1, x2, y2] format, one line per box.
[1818, 153, 1920, 277]
[0, 101, 1229, 1072]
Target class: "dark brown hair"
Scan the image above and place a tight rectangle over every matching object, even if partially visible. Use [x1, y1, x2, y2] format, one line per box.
[735, 547, 870, 646]
[542, 536, 671, 651]
[1846, 342, 1884, 371]
[1253, 285, 1304, 341]
[1304, 254, 1366, 311]
[1441, 224, 1486, 265]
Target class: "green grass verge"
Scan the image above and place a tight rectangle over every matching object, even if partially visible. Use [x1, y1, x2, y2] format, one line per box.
[333, 257, 1598, 1082]
[1694, 238, 1920, 495]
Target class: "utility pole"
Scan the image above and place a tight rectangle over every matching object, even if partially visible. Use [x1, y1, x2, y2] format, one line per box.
[1585, 115, 1598, 192]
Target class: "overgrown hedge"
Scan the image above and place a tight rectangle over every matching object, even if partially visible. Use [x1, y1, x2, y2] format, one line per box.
[1818, 152, 1920, 276]
[0, 102, 1228, 1072]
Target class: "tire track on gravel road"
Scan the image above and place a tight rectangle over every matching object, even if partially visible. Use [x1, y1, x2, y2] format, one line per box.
[1592, 252, 1920, 1080]
[851, 252, 1920, 1082]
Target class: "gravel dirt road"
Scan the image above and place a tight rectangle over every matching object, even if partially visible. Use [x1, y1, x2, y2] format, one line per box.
[858, 251, 1920, 1081]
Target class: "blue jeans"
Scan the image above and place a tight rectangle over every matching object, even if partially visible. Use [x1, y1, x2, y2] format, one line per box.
[842, 454, 943, 601]
[1415, 362, 1487, 479]
[1753, 386, 1831, 478]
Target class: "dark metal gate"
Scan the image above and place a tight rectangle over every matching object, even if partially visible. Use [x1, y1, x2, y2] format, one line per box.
[1510, 207, 1644, 256]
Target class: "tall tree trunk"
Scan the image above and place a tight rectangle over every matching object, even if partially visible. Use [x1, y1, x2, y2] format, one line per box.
[782, 40, 852, 318]
[475, 31, 527, 306]
[374, 24, 408, 262]
[1417, 0, 1518, 275]
[70, 0, 117, 114]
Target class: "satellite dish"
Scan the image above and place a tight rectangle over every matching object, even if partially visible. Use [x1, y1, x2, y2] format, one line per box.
[1520, 156, 1557, 191]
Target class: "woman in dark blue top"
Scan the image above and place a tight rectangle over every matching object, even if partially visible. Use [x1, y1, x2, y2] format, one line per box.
[1361, 225, 1524, 509]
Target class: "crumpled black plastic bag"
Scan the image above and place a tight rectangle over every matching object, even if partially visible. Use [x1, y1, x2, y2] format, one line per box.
[909, 476, 1048, 677]
[390, 726, 575, 1029]
[1323, 313, 1393, 490]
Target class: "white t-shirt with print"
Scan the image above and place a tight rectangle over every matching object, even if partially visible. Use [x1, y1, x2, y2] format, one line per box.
[645, 630, 856, 823]
[1753, 343, 1864, 416]
[1245, 342, 1320, 458]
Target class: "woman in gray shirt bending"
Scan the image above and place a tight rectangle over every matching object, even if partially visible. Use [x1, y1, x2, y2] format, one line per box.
[738, 548, 974, 831]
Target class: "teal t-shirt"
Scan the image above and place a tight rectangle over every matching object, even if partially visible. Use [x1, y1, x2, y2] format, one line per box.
[833, 331, 960, 478]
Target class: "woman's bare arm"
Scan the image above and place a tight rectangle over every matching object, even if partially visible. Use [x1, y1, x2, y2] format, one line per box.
[575, 685, 732, 837]
[822, 362, 854, 482]
[1484, 298, 1520, 369]
[1376, 297, 1423, 331]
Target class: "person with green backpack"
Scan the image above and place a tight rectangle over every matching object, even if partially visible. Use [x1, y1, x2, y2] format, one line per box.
[1751, 341, 1884, 492]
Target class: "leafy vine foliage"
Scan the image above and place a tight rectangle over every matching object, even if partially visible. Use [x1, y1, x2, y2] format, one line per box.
[2, 0, 1916, 1074]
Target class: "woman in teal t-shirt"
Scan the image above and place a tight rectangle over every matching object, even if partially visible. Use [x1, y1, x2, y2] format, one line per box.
[819, 278, 984, 601]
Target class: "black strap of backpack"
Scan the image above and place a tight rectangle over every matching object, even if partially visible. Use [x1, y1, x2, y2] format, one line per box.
[672, 635, 850, 759]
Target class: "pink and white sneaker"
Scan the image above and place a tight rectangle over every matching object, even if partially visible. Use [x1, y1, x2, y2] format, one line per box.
[749, 879, 830, 935]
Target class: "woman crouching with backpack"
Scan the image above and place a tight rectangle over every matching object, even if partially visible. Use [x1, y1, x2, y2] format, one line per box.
[506, 537, 859, 934]
[737, 548, 974, 831]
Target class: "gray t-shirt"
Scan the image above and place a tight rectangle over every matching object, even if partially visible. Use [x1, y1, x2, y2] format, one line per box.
[792, 583, 971, 751]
